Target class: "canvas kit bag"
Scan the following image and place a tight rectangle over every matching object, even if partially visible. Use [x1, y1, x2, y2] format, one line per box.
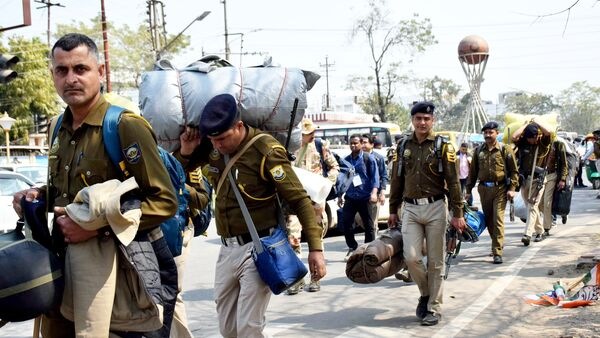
[0, 198, 63, 325]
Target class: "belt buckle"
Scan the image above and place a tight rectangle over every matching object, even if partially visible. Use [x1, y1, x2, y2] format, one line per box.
[222, 237, 239, 246]
[416, 198, 429, 205]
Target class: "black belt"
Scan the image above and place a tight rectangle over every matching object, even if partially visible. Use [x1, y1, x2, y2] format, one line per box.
[403, 194, 445, 205]
[221, 226, 276, 246]
[480, 181, 504, 187]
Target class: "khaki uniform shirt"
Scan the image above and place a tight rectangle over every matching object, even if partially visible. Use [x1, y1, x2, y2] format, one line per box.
[176, 127, 323, 251]
[48, 96, 177, 231]
[466, 142, 519, 192]
[388, 131, 463, 218]
[294, 140, 339, 184]
[546, 141, 568, 181]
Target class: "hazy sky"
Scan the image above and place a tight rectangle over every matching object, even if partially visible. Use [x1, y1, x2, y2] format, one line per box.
[2, 0, 600, 107]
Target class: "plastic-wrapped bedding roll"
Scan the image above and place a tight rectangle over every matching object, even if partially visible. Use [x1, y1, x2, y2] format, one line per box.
[139, 57, 320, 152]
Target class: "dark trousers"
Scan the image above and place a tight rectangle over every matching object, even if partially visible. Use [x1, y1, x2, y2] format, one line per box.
[341, 197, 376, 250]
[460, 178, 473, 205]
[575, 161, 584, 186]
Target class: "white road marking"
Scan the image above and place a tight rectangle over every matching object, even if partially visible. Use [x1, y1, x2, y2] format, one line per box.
[433, 225, 579, 338]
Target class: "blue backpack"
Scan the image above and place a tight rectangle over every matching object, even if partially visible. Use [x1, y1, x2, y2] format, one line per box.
[51, 105, 190, 257]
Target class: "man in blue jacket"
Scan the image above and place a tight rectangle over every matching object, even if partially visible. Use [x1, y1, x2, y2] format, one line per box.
[339, 134, 379, 261]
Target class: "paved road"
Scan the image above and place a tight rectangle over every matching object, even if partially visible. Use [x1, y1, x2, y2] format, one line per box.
[2, 187, 599, 337]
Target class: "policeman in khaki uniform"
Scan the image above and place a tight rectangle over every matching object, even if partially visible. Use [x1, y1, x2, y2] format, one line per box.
[388, 101, 466, 326]
[176, 94, 326, 337]
[465, 121, 518, 264]
[12, 33, 177, 337]
[286, 118, 339, 294]
[512, 121, 553, 246]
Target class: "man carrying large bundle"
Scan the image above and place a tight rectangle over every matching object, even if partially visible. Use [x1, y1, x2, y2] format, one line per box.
[512, 120, 555, 245]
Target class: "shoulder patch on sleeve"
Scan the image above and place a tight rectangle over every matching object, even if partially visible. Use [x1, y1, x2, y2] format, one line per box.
[123, 143, 142, 164]
[269, 165, 286, 181]
[189, 167, 203, 184]
[445, 144, 456, 163]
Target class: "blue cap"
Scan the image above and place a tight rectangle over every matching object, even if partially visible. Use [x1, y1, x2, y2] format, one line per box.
[481, 121, 499, 131]
[410, 101, 435, 115]
[199, 94, 240, 137]
[523, 123, 540, 138]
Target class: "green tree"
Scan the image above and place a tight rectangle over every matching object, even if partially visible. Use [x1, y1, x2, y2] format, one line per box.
[417, 76, 463, 130]
[0, 36, 58, 144]
[56, 15, 190, 91]
[352, 0, 436, 122]
[503, 92, 557, 115]
[556, 81, 600, 134]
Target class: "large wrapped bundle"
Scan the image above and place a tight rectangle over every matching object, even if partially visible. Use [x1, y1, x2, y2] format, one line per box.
[139, 57, 320, 152]
[502, 112, 559, 144]
[345, 228, 405, 284]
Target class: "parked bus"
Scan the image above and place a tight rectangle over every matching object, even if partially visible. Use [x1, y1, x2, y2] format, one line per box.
[313, 122, 402, 150]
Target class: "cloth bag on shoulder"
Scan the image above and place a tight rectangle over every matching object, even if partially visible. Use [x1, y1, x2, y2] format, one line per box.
[223, 148, 307, 295]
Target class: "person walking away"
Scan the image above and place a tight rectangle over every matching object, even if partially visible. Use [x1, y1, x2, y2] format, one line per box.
[176, 94, 326, 337]
[458, 142, 473, 205]
[387, 101, 466, 326]
[465, 122, 518, 264]
[339, 134, 379, 262]
[512, 120, 553, 246]
[574, 136, 588, 188]
[361, 133, 388, 232]
[539, 137, 568, 236]
[286, 118, 339, 294]
[12, 33, 177, 337]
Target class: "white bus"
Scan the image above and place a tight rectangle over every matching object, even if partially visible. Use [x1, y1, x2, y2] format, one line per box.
[313, 122, 403, 150]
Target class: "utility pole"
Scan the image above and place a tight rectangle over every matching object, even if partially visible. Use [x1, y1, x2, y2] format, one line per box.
[34, 0, 64, 49]
[146, 0, 167, 58]
[222, 0, 230, 60]
[319, 56, 335, 111]
[100, 0, 111, 92]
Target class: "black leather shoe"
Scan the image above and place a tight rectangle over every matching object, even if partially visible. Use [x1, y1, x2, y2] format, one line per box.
[521, 235, 531, 246]
[493, 255, 503, 264]
[421, 312, 441, 326]
[544, 229, 551, 237]
[562, 215, 568, 224]
[416, 296, 429, 320]
[534, 233, 545, 242]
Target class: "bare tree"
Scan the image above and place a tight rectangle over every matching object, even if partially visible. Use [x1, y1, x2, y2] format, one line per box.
[352, 0, 436, 122]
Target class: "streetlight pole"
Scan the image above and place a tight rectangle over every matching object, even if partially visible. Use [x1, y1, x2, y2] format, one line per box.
[222, 0, 230, 60]
[156, 11, 211, 60]
[0, 112, 17, 164]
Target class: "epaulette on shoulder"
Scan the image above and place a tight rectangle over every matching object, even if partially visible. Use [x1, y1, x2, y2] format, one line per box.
[253, 132, 286, 157]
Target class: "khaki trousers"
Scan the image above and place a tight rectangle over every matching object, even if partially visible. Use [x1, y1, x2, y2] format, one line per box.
[214, 241, 271, 338]
[521, 176, 546, 237]
[170, 226, 194, 338]
[477, 184, 507, 256]
[401, 199, 447, 315]
[540, 172, 557, 231]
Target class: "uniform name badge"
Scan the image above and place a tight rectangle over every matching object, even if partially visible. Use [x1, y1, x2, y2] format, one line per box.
[352, 174, 363, 187]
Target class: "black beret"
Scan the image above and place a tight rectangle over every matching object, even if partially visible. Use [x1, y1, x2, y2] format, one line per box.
[481, 121, 499, 132]
[199, 94, 240, 137]
[523, 123, 540, 138]
[410, 101, 435, 116]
